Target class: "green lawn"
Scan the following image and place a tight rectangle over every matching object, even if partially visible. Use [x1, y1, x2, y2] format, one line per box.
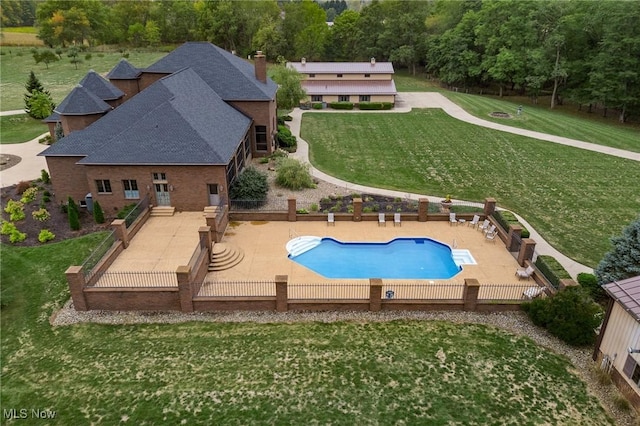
[0, 46, 165, 111]
[0, 237, 613, 424]
[301, 110, 640, 267]
[0, 114, 49, 143]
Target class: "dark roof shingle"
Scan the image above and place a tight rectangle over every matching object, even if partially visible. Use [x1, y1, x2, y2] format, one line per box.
[54, 85, 112, 116]
[79, 70, 124, 101]
[106, 58, 141, 80]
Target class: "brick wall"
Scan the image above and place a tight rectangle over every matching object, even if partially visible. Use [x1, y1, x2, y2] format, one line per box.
[138, 72, 169, 92]
[108, 79, 140, 101]
[229, 100, 277, 156]
[46, 156, 91, 205]
[61, 113, 105, 135]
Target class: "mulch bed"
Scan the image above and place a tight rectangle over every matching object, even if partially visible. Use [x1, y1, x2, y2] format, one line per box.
[319, 193, 419, 214]
[1, 180, 110, 247]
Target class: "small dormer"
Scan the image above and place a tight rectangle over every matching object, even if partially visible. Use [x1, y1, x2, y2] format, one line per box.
[106, 58, 142, 100]
[79, 70, 125, 108]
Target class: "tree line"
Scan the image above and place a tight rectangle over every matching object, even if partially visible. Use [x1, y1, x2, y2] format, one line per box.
[5, 0, 639, 121]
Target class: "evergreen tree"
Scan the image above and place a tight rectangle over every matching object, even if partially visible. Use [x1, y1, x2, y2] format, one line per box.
[93, 200, 105, 224]
[24, 71, 53, 118]
[67, 196, 80, 231]
[595, 215, 640, 285]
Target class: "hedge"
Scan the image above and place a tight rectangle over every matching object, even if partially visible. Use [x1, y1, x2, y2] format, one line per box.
[329, 101, 354, 110]
[535, 255, 571, 289]
[312, 103, 323, 109]
[358, 102, 385, 110]
[492, 210, 530, 238]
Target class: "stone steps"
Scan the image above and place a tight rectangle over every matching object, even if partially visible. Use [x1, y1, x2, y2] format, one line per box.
[209, 243, 244, 271]
[150, 206, 175, 217]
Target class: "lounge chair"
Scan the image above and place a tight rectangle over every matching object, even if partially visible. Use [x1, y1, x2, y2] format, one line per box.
[449, 212, 457, 226]
[468, 215, 480, 228]
[378, 213, 386, 226]
[478, 219, 490, 232]
[522, 285, 545, 299]
[484, 224, 496, 235]
[394, 213, 401, 227]
[327, 212, 335, 226]
[485, 230, 498, 243]
[516, 265, 535, 280]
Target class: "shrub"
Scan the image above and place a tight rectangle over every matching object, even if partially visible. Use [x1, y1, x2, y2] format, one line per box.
[276, 124, 297, 148]
[4, 200, 25, 221]
[67, 198, 80, 231]
[9, 229, 26, 243]
[20, 187, 38, 203]
[275, 158, 316, 190]
[16, 180, 31, 194]
[32, 208, 50, 222]
[358, 102, 385, 110]
[523, 287, 602, 346]
[535, 255, 571, 289]
[492, 210, 530, 238]
[312, 102, 323, 109]
[1, 221, 17, 235]
[329, 101, 354, 110]
[40, 169, 50, 184]
[38, 229, 55, 243]
[42, 195, 50, 203]
[381, 102, 394, 110]
[93, 200, 105, 224]
[296, 209, 309, 214]
[229, 167, 268, 203]
[310, 203, 319, 212]
[577, 272, 607, 305]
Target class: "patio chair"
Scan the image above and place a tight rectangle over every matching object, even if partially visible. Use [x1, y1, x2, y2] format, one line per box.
[515, 265, 535, 280]
[449, 212, 457, 226]
[485, 230, 498, 243]
[468, 215, 480, 228]
[484, 224, 496, 235]
[378, 213, 386, 226]
[327, 212, 335, 226]
[522, 285, 545, 299]
[478, 219, 490, 232]
[394, 213, 401, 227]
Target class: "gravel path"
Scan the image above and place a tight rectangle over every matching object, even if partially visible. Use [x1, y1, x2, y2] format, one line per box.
[51, 301, 638, 425]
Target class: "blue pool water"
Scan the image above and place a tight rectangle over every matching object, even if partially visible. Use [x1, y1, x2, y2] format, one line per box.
[288, 237, 462, 279]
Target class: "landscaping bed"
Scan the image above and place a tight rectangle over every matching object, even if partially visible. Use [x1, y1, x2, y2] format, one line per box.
[319, 193, 419, 214]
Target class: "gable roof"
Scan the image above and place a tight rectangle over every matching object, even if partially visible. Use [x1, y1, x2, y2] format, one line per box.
[54, 85, 112, 116]
[41, 68, 252, 166]
[79, 70, 124, 101]
[288, 61, 395, 74]
[604, 275, 640, 321]
[106, 58, 141, 80]
[144, 42, 277, 101]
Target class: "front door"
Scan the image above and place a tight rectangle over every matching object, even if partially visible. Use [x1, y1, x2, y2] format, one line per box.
[208, 184, 220, 206]
[155, 183, 171, 206]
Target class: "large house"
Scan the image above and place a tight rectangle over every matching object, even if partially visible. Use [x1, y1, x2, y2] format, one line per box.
[40, 42, 278, 213]
[287, 58, 397, 106]
[593, 275, 640, 411]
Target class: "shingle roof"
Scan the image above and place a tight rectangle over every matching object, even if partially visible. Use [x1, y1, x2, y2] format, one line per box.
[79, 70, 124, 101]
[604, 276, 640, 321]
[42, 112, 60, 123]
[302, 80, 397, 95]
[54, 85, 112, 116]
[288, 61, 395, 74]
[106, 58, 141, 80]
[145, 42, 277, 101]
[41, 68, 251, 165]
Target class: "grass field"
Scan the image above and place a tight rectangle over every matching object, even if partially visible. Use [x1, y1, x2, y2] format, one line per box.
[0, 28, 43, 47]
[0, 46, 165, 111]
[301, 110, 640, 267]
[0, 114, 48, 143]
[0, 236, 614, 424]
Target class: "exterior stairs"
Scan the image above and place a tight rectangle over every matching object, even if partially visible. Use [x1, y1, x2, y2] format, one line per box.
[209, 243, 244, 271]
[150, 206, 175, 217]
[203, 206, 219, 216]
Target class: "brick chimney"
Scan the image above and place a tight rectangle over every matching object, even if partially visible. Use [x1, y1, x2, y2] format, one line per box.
[255, 51, 266, 83]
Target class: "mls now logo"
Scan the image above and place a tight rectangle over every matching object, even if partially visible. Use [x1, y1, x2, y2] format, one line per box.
[3, 408, 57, 420]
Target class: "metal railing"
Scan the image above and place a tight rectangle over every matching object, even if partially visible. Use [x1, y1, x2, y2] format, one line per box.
[88, 271, 177, 287]
[288, 283, 370, 299]
[478, 283, 547, 301]
[382, 283, 465, 300]
[122, 195, 149, 228]
[81, 231, 116, 281]
[197, 280, 276, 297]
[229, 199, 288, 212]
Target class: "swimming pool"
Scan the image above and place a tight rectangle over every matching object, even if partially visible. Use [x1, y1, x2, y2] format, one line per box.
[287, 237, 464, 279]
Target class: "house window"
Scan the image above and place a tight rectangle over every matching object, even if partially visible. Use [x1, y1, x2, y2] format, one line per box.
[364, 74, 371, 78]
[311, 95, 323, 102]
[632, 364, 640, 386]
[152, 172, 167, 182]
[226, 160, 237, 185]
[337, 74, 343, 78]
[243, 132, 251, 158]
[359, 95, 371, 102]
[96, 179, 112, 194]
[623, 354, 640, 387]
[123, 180, 139, 199]
[338, 95, 350, 102]
[309, 73, 315, 78]
[235, 145, 245, 173]
[255, 125, 268, 151]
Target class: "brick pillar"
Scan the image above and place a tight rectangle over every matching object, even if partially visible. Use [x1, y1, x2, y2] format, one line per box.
[369, 278, 383, 312]
[507, 225, 522, 252]
[463, 278, 480, 312]
[353, 198, 362, 222]
[199, 226, 212, 250]
[484, 198, 497, 217]
[205, 213, 218, 238]
[66, 266, 88, 311]
[111, 219, 128, 248]
[288, 198, 297, 222]
[517, 239, 536, 267]
[559, 279, 578, 291]
[275, 275, 288, 312]
[176, 265, 194, 313]
[418, 198, 429, 222]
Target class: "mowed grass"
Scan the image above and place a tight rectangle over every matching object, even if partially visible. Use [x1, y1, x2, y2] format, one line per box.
[0, 114, 49, 143]
[0, 46, 165, 111]
[1, 236, 613, 424]
[302, 110, 640, 267]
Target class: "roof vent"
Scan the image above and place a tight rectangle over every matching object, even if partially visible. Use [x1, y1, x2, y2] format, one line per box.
[371, 57, 376, 65]
[301, 57, 306, 65]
